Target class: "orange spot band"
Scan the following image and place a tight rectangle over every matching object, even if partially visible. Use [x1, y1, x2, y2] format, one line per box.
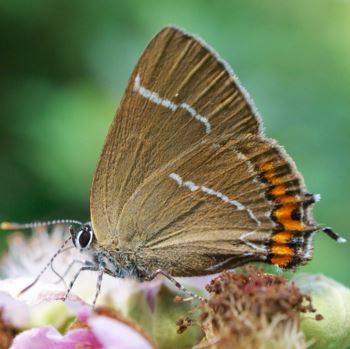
[270, 244, 295, 267]
[278, 195, 296, 204]
[272, 231, 293, 244]
[259, 161, 304, 267]
[270, 255, 293, 267]
[270, 185, 286, 196]
[271, 244, 294, 256]
[259, 163, 273, 171]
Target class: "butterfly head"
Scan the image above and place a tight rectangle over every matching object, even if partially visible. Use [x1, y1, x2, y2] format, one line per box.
[71, 223, 95, 251]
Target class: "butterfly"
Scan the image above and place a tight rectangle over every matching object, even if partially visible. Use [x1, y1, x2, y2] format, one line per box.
[1, 26, 345, 305]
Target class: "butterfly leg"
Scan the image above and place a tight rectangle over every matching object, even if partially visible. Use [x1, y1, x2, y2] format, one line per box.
[147, 269, 207, 303]
[64, 263, 99, 302]
[92, 267, 105, 307]
[53, 259, 90, 286]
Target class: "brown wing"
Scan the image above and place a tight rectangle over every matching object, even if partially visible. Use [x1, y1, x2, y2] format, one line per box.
[90, 26, 262, 244]
[117, 134, 319, 275]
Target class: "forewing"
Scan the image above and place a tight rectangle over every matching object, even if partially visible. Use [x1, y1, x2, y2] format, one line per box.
[90, 26, 262, 243]
[117, 134, 318, 275]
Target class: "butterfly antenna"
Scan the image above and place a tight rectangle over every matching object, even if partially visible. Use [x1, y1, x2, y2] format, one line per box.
[18, 235, 73, 296]
[0, 219, 83, 231]
[322, 227, 347, 243]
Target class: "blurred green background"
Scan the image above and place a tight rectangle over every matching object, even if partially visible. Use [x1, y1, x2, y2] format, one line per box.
[0, 0, 349, 286]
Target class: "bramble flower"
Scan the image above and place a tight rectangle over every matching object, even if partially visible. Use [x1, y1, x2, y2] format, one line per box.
[10, 306, 156, 349]
[198, 267, 315, 349]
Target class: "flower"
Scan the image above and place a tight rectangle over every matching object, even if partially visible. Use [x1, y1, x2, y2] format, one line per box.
[198, 266, 315, 349]
[11, 326, 101, 349]
[0, 291, 28, 348]
[0, 291, 30, 329]
[0, 228, 203, 348]
[11, 307, 156, 349]
[0, 227, 155, 307]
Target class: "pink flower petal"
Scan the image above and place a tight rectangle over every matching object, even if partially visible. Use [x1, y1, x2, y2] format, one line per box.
[0, 291, 29, 328]
[76, 305, 93, 323]
[140, 279, 162, 312]
[11, 326, 102, 349]
[89, 316, 155, 349]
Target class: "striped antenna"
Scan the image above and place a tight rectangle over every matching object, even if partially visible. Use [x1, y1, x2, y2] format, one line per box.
[18, 235, 73, 296]
[0, 219, 83, 231]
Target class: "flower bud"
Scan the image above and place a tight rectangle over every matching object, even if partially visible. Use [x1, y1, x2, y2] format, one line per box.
[293, 274, 350, 349]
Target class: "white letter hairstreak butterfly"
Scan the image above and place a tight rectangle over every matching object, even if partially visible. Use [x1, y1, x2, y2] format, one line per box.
[1, 26, 346, 305]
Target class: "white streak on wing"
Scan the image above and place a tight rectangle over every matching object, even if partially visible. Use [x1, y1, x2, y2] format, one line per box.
[133, 74, 211, 133]
[169, 173, 183, 186]
[232, 149, 258, 183]
[183, 180, 199, 191]
[161, 99, 177, 111]
[205, 253, 253, 271]
[180, 103, 211, 134]
[228, 198, 245, 210]
[168, 172, 261, 226]
[247, 209, 261, 226]
[133, 74, 141, 91]
[240, 231, 266, 252]
[202, 186, 245, 211]
[134, 74, 177, 111]
[234, 149, 248, 162]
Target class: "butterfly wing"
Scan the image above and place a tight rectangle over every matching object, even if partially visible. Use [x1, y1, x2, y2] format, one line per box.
[90, 26, 262, 244]
[117, 134, 319, 274]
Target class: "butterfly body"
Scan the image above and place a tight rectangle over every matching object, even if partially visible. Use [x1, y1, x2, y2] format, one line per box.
[2, 26, 345, 305]
[88, 235, 261, 280]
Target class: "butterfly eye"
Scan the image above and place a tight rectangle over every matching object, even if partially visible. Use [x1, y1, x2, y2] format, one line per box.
[76, 228, 93, 249]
